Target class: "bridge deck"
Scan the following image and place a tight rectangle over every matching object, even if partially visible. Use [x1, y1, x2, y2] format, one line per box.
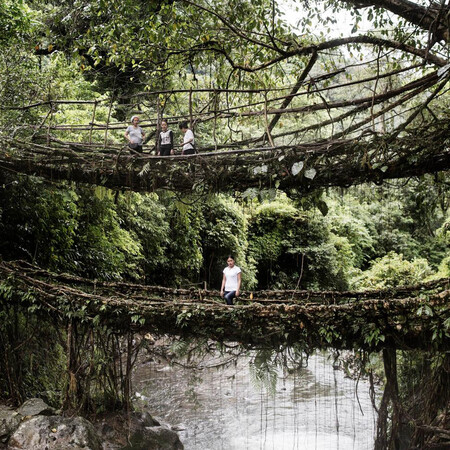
[1, 261, 448, 351]
[1, 117, 449, 194]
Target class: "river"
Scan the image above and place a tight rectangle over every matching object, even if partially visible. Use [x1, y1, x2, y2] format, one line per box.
[134, 347, 378, 450]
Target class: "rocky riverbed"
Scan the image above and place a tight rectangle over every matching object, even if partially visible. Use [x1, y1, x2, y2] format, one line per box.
[0, 398, 183, 449]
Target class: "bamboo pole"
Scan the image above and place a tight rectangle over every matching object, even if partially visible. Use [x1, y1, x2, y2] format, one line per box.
[46, 103, 53, 146]
[213, 90, 218, 151]
[31, 109, 52, 140]
[264, 92, 275, 147]
[189, 88, 193, 130]
[89, 101, 98, 145]
[156, 96, 161, 155]
[104, 98, 114, 149]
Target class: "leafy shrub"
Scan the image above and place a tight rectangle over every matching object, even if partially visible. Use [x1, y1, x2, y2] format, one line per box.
[200, 195, 257, 290]
[248, 198, 345, 290]
[352, 252, 433, 289]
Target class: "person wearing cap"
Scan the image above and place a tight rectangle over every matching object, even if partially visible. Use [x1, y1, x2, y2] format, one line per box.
[125, 116, 145, 152]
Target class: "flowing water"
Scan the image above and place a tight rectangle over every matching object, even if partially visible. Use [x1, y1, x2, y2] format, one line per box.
[134, 349, 378, 450]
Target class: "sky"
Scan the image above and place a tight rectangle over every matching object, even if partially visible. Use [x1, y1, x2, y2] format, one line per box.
[279, 0, 372, 38]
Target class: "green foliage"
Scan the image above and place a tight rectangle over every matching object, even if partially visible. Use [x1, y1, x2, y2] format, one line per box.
[321, 182, 449, 287]
[319, 324, 342, 345]
[66, 188, 144, 280]
[435, 255, 450, 278]
[0, 173, 447, 291]
[363, 323, 385, 347]
[0, 280, 66, 405]
[21, 0, 296, 97]
[0, 277, 146, 412]
[115, 191, 170, 280]
[328, 234, 360, 281]
[0, 49, 43, 131]
[249, 349, 279, 394]
[436, 213, 450, 244]
[0, 0, 31, 47]
[360, 179, 449, 267]
[352, 252, 433, 289]
[0, 178, 144, 280]
[154, 195, 204, 286]
[395, 350, 450, 437]
[1, 0, 449, 426]
[0, 177, 78, 268]
[200, 195, 257, 290]
[325, 194, 376, 269]
[0, 48, 105, 140]
[248, 196, 345, 289]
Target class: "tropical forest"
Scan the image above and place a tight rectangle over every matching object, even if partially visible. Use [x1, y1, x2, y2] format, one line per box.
[0, 0, 449, 449]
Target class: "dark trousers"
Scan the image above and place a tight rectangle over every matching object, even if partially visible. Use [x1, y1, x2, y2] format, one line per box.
[224, 291, 236, 305]
[128, 143, 143, 152]
[159, 146, 172, 156]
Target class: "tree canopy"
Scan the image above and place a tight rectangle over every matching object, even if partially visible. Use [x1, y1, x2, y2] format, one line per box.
[0, 0, 448, 195]
[0, 5, 449, 448]
[0, 1, 448, 284]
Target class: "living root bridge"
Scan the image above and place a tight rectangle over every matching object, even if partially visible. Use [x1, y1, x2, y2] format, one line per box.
[1, 119, 449, 194]
[1, 260, 448, 351]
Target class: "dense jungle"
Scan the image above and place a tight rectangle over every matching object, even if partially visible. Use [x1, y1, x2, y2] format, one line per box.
[0, 0, 449, 449]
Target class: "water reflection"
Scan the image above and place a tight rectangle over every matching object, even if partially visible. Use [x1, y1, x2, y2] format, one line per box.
[134, 350, 377, 450]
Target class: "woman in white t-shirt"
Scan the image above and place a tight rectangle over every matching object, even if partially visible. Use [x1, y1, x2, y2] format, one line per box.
[179, 120, 195, 155]
[125, 115, 145, 152]
[220, 255, 241, 305]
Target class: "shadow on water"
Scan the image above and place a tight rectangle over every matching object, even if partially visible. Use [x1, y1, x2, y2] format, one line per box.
[134, 349, 378, 450]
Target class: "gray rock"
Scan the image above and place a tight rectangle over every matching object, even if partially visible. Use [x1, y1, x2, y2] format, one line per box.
[126, 425, 184, 450]
[8, 415, 102, 450]
[0, 406, 21, 444]
[94, 411, 183, 450]
[17, 398, 55, 417]
[130, 411, 160, 428]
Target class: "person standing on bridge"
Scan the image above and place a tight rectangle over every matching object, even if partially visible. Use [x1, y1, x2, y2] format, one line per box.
[220, 255, 241, 306]
[125, 115, 145, 152]
[157, 120, 174, 156]
[179, 121, 196, 155]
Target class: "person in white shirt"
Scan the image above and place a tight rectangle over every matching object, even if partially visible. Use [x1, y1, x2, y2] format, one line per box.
[220, 255, 241, 305]
[179, 121, 196, 155]
[125, 115, 145, 152]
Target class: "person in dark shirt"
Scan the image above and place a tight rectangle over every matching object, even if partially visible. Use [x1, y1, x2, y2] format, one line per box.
[158, 120, 174, 156]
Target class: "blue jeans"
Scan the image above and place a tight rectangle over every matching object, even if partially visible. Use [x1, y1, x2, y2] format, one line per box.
[224, 291, 236, 305]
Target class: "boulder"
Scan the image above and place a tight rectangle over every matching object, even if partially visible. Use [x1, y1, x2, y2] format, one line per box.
[96, 411, 183, 450]
[17, 398, 56, 417]
[126, 425, 184, 450]
[8, 415, 102, 450]
[2, 400, 183, 450]
[0, 406, 21, 444]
